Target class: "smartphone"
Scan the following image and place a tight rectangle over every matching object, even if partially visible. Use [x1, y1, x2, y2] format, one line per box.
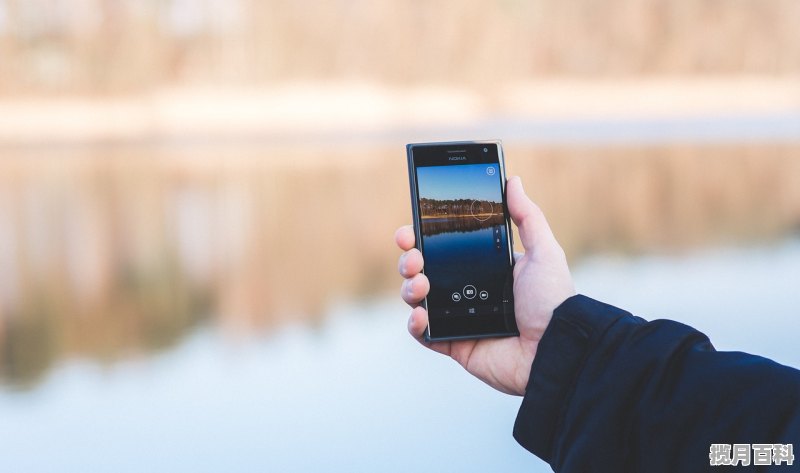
[406, 140, 518, 341]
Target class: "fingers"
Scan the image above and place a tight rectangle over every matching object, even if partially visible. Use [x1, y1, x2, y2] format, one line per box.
[398, 248, 423, 278]
[400, 273, 429, 306]
[407, 306, 451, 356]
[396, 225, 427, 306]
[407, 306, 428, 339]
[506, 176, 556, 252]
[394, 225, 416, 251]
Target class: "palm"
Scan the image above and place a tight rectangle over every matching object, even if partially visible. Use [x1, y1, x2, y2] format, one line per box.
[437, 246, 565, 395]
[444, 334, 531, 396]
[397, 176, 575, 396]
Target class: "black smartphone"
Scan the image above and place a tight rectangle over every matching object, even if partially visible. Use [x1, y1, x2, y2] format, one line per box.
[406, 140, 518, 341]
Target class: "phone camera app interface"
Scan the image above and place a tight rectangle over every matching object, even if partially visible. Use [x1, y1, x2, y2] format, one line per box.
[416, 162, 513, 318]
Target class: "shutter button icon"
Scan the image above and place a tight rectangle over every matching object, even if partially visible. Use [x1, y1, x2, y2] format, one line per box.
[463, 285, 477, 300]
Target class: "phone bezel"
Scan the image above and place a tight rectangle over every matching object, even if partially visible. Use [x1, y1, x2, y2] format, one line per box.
[406, 140, 519, 341]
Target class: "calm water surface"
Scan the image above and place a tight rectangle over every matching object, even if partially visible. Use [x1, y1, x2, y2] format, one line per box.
[1, 238, 798, 472]
[423, 222, 511, 312]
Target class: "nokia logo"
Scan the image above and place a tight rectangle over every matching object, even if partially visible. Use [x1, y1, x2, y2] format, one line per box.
[448, 156, 467, 161]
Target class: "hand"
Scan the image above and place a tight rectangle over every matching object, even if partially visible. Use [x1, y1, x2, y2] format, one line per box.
[395, 176, 575, 396]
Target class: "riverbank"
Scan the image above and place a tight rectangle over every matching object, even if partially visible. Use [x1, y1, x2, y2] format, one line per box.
[1, 77, 799, 146]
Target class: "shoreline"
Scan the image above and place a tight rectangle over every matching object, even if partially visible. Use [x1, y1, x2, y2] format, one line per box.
[1, 77, 799, 146]
[421, 214, 497, 219]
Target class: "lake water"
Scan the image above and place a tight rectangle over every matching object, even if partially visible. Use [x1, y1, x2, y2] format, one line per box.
[1, 237, 798, 473]
[0, 134, 797, 471]
[422, 221, 512, 316]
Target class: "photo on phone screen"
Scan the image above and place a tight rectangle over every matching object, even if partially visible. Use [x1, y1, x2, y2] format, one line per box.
[407, 141, 518, 341]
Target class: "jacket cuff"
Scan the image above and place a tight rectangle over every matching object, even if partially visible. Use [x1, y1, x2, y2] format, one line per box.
[512, 295, 630, 463]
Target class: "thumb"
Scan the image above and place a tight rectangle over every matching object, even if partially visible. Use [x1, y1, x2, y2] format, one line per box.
[506, 176, 555, 252]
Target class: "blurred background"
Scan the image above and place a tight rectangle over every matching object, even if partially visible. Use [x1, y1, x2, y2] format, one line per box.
[0, 1, 799, 471]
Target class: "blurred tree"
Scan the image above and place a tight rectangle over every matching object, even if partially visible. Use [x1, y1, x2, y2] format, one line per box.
[0, 0, 798, 94]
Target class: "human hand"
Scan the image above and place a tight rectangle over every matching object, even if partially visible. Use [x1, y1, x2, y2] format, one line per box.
[395, 176, 575, 395]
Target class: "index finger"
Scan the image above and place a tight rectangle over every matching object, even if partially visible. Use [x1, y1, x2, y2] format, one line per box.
[394, 225, 416, 251]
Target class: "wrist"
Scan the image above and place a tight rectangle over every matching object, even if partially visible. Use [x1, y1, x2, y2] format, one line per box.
[513, 295, 631, 460]
[513, 340, 539, 396]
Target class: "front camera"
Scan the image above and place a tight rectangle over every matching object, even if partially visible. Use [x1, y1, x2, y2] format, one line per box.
[483, 148, 488, 152]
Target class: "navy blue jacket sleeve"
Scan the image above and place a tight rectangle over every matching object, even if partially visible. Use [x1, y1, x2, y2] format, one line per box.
[514, 295, 800, 472]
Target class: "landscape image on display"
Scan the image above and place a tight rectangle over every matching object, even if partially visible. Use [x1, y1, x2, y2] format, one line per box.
[415, 163, 512, 316]
[419, 198, 505, 236]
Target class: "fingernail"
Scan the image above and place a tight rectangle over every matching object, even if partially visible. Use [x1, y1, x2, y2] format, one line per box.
[406, 279, 414, 296]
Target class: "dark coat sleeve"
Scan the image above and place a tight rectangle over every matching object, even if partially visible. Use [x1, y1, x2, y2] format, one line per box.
[514, 295, 800, 472]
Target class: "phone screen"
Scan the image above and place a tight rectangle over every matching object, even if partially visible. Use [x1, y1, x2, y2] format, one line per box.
[407, 141, 517, 340]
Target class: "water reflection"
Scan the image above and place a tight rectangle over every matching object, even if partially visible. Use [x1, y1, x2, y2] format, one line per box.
[421, 214, 505, 236]
[0, 238, 797, 472]
[0, 143, 799, 388]
[423, 224, 512, 315]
